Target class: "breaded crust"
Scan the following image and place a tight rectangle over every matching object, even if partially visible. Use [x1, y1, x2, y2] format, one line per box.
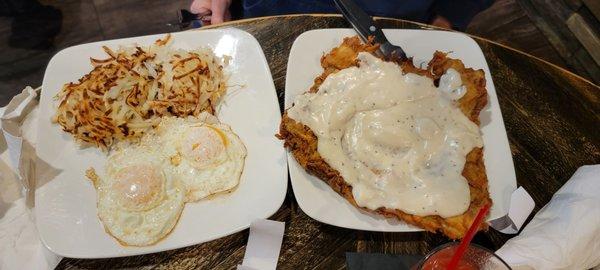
[278, 37, 491, 239]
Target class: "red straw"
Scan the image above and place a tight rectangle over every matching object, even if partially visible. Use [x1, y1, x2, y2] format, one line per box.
[446, 203, 491, 270]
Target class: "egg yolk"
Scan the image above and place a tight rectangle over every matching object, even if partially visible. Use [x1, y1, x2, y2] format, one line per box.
[112, 164, 164, 211]
[179, 126, 227, 168]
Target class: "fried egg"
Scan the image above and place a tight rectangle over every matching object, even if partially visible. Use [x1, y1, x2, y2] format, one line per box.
[87, 144, 185, 246]
[86, 112, 246, 245]
[153, 113, 247, 202]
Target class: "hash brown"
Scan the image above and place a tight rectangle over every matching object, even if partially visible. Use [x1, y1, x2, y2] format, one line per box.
[53, 34, 227, 150]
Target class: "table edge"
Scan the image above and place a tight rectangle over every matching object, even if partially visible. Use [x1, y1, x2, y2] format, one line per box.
[199, 14, 599, 88]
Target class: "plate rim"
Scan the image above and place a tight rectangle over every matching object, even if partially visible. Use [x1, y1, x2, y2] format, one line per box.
[35, 28, 287, 258]
[284, 28, 517, 232]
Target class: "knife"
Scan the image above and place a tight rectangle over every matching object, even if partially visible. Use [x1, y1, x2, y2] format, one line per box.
[333, 0, 408, 62]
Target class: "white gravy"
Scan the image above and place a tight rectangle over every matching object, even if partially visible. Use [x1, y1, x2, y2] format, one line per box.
[288, 53, 483, 217]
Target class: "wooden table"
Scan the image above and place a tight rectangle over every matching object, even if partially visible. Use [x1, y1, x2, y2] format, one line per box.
[57, 15, 600, 270]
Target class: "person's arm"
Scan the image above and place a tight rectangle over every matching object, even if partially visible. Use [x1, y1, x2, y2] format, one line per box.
[190, 0, 232, 25]
[431, 0, 494, 30]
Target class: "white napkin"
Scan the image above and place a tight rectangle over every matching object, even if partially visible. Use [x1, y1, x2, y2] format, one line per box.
[0, 87, 62, 270]
[490, 187, 535, 234]
[496, 165, 600, 270]
[238, 219, 285, 270]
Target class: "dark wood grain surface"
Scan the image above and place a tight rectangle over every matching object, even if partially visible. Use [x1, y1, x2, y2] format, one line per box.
[466, 0, 569, 74]
[1, 0, 587, 106]
[56, 15, 600, 270]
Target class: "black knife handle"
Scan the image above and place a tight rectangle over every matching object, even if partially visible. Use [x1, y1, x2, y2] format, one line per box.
[333, 0, 392, 55]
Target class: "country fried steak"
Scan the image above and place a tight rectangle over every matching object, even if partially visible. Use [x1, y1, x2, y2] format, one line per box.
[277, 36, 491, 239]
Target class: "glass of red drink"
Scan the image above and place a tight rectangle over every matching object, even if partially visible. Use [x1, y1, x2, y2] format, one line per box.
[414, 242, 511, 270]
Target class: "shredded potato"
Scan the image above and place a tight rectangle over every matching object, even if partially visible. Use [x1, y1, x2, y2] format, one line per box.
[53, 35, 228, 150]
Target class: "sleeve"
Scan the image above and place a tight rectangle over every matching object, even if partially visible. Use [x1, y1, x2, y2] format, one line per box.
[432, 0, 495, 31]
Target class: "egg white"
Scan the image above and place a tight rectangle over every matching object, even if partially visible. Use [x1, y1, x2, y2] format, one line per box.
[153, 114, 247, 202]
[93, 144, 185, 246]
[89, 112, 246, 246]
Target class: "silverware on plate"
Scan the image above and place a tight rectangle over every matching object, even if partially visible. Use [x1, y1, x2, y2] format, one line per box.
[333, 0, 408, 63]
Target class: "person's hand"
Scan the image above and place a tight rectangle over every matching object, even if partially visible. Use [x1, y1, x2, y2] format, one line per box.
[190, 0, 232, 25]
[431, 15, 452, 29]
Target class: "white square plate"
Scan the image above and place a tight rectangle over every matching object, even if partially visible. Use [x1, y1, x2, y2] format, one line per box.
[36, 29, 287, 258]
[285, 29, 517, 232]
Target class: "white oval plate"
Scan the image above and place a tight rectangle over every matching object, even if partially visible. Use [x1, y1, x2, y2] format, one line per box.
[36, 29, 287, 258]
[285, 29, 517, 232]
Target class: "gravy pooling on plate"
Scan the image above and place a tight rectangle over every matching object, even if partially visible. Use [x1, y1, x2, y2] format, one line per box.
[287, 52, 483, 217]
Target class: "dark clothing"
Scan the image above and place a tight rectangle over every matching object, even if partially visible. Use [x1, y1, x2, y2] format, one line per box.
[241, 0, 494, 30]
[0, 0, 62, 49]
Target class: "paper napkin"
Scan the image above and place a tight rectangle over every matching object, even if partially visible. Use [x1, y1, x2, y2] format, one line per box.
[496, 165, 600, 270]
[0, 87, 62, 270]
[238, 219, 285, 270]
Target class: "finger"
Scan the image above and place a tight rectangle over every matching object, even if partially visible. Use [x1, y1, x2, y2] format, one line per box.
[201, 16, 212, 26]
[431, 15, 452, 29]
[190, 0, 211, 14]
[210, 0, 230, 24]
